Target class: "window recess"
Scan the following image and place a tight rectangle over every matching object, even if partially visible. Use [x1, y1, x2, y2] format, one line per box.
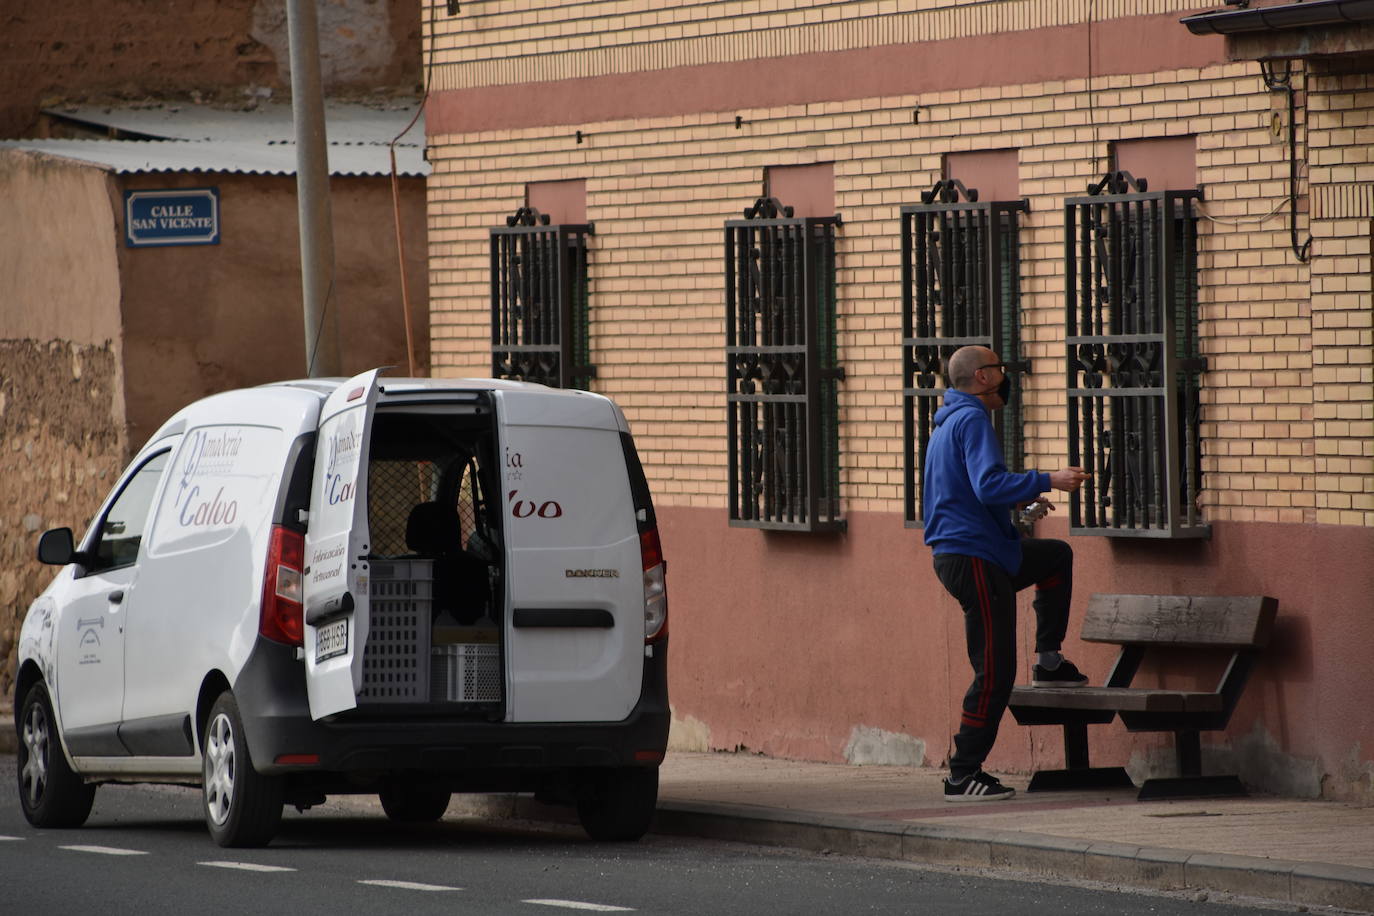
[725, 197, 844, 532]
[901, 179, 1027, 528]
[1065, 171, 1208, 538]
[490, 207, 594, 389]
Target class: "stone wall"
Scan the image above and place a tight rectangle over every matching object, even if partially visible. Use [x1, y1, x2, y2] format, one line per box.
[0, 340, 126, 701]
[0, 0, 422, 138]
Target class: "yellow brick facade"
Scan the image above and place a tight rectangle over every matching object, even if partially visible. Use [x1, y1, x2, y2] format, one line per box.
[424, 2, 1373, 528]
[426, 0, 1216, 90]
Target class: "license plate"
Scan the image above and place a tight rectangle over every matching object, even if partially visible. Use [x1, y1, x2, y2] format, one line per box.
[316, 617, 348, 663]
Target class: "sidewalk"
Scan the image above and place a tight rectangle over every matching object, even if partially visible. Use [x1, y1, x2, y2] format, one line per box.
[635, 752, 1374, 913]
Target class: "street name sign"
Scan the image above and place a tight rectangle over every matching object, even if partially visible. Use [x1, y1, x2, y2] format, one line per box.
[124, 188, 221, 247]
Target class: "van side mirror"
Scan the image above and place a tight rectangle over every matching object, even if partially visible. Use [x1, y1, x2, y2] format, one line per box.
[37, 528, 77, 566]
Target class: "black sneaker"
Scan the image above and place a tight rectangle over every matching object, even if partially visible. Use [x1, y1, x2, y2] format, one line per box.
[1032, 659, 1090, 687]
[943, 770, 1015, 802]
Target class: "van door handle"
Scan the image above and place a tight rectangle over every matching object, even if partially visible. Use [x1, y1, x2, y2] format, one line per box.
[513, 608, 614, 628]
[108, 590, 125, 604]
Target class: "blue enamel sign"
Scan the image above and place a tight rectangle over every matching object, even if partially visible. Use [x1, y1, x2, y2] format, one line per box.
[124, 188, 221, 247]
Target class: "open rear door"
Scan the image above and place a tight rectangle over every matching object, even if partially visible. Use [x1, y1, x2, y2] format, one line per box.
[303, 369, 381, 719]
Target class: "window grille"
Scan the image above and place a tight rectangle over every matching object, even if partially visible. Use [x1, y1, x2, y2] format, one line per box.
[901, 180, 1027, 528]
[490, 207, 594, 389]
[725, 197, 844, 531]
[1065, 171, 1208, 538]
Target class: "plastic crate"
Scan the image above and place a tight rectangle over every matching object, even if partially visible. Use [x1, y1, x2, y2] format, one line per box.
[431, 644, 502, 703]
[359, 559, 433, 702]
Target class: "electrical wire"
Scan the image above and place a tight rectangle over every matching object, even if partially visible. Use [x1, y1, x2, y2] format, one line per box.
[1193, 195, 1292, 227]
[305, 275, 337, 377]
[386, 0, 441, 377]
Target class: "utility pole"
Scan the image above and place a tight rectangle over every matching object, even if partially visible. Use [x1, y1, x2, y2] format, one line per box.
[286, 0, 343, 377]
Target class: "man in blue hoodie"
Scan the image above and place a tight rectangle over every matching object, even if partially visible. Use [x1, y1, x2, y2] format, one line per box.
[925, 345, 1091, 802]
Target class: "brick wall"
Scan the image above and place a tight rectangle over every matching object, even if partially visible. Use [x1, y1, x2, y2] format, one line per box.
[422, 1, 1369, 528]
[1308, 63, 1374, 526]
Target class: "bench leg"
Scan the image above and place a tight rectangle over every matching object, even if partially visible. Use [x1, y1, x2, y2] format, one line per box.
[1025, 722, 1135, 793]
[1175, 729, 1201, 777]
[1136, 730, 1247, 800]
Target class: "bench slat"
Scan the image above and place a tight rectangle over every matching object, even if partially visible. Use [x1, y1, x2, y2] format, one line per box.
[1009, 687, 1224, 714]
[1079, 595, 1278, 648]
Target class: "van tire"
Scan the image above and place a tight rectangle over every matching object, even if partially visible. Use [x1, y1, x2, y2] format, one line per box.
[17, 682, 96, 828]
[576, 767, 658, 842]
[378, 781, 452, 823]
[202, 691, 283, 847]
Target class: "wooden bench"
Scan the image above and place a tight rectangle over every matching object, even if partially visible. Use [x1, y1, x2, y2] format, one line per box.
[1008, 594, 1278, 800]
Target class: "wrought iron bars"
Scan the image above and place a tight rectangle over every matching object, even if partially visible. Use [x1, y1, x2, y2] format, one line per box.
[490, 207, 595, 389]
[1065, 172, 1208, 538]
[725, 197, 844, 531]
[901, 180, 1027, 527]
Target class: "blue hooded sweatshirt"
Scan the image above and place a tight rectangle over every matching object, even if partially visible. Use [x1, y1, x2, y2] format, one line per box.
[922, 388, 1050, 576]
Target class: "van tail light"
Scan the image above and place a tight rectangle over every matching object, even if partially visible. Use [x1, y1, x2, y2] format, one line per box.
[640, 527, 667, 644]
[260, 525, 305, 647]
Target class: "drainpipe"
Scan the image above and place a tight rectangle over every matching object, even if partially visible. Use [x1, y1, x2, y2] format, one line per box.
[286, 0, 343, 378]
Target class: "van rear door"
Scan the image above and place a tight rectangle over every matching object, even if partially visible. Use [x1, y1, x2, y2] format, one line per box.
[496, 389, 645, 723]
[302, 369, 380, 719]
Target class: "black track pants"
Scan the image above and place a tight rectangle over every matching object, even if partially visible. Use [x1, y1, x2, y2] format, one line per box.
[933, 538, 1074, 780]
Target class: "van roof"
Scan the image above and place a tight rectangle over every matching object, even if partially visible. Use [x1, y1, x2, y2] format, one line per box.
[262, 376, 552, 396]
[142, 374, 620, 453]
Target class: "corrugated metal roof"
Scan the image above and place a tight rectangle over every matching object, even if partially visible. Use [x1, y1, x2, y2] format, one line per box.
[0, 137, 427, 177]
[0, 102, 428, 177]
[46, 101, 424, 145]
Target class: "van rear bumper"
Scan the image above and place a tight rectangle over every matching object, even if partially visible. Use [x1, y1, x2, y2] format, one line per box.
[234, 640, 670, 778]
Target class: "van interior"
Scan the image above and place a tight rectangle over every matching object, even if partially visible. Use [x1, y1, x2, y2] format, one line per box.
[361, 408, 505, 715]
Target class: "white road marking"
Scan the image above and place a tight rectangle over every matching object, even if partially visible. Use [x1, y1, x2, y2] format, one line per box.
[60, 845, 148, 856]
[358, 879, 462, 892]
[0, 836, 23, 842]
[523, 901, 635, 912]
[198, 861, 297, 873]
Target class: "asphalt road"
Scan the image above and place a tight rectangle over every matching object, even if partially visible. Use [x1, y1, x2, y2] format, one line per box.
[0, 755, 1305, 915]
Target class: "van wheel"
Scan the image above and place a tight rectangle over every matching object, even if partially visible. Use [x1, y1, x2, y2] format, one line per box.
[576, 767, 658, 842]
[379, 781, 451, 823]
[17, 682, 96, 828]
[202, 691, 283, 847]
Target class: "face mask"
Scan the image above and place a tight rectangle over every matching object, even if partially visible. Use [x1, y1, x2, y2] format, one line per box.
[977, 374, 1012, 406]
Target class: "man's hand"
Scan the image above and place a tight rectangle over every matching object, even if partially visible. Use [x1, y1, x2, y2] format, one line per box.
[1019, 498, 1056, 523]
[1049, 467, 1090, 493]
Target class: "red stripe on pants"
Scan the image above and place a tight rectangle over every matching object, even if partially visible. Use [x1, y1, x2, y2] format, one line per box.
[971, 558, 995, 721]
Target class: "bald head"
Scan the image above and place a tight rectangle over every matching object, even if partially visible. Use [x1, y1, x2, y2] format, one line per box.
[947, 346, 999, 392]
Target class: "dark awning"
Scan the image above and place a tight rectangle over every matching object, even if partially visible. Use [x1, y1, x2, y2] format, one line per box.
[1183, 0, 1374, 35]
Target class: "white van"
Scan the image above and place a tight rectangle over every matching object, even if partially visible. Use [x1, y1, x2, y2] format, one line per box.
[14, 370, 669, 847]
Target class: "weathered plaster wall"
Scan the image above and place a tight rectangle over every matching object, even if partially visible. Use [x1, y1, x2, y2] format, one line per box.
[0, 151, 124, 345]
[250, 0, 420, 93]
[0, 150, 129, 701]
[117, 172, 430, 445]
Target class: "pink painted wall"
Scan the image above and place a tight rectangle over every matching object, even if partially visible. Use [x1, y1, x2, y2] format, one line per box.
[427, 13, 1226, 134]
[659, 507, 1374, 799]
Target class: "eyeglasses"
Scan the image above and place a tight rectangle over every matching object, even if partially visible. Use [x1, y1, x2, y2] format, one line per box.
[976, 363, 1007, 373]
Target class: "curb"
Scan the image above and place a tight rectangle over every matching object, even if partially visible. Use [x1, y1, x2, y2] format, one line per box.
[647, 800, 1374, 914]
[0, 704, 13, 755]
